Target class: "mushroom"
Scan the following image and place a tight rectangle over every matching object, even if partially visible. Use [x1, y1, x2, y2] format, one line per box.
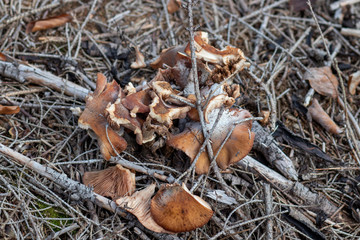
[349, 71, 360, 95]
[149, 45, 187, 69]
[149, 91, 191, 128]
[78, 73, 127, 160]
[150, 183, 213, 233]
[184, 31, 249, 67]
[83, 164, 135, 199]
[106, 98, 144, 145]
[116, 183, 174, 234]
[121, 89, 151, 116]
[308, 98, 343, 135]
[203, 94, 235, 123]
[131, 46, 146, 69]
[150, 80, 193, 106]
[167, 108, 254, 174]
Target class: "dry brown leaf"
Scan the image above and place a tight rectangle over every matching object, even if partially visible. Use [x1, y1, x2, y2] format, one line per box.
[167, 0, 181, 14]
[304, 66, 339, 99]
[131, 46, 146, 69]
[26, 13, 73, 34]
[308, 98, 342, 135]
[349, 71, 360, 95]
[0, 105, 20, 115]
[0, 52, 6, 61]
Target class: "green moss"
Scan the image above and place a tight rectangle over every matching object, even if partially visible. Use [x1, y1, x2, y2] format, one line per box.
[35, 200, 73, 232]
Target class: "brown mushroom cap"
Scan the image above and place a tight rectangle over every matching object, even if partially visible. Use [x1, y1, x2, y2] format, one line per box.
[116, 183, 174, 234]
[83, 164, 135, 199]
[184, 31, 246, 65]
[149, 45, 187, 69]
[106, 98, 144, 145]
[122, 89, 151, 115]
[203, 94, 235, 123]
[78, 73, 127, 160]
[167, 108, 255, 174]
[149, 92, 191, 127]
[150, 183, 213, 233]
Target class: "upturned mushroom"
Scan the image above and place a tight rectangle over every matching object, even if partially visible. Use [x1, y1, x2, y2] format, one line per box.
[106, 98, 144, 145]
[83, 164, 135, 199]
[149, 91, 191, 128]
[167, 108, 255, 174]
[150, 183, 213, 233]
[78, 73, 127, 160]
[116, 183, 174, 234]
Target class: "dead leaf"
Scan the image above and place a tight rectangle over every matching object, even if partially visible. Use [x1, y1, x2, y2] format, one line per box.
[26, 13, 73, 34]
[274, 121, 335, 163]
[0, 53, 6, 61]
[349, 71, 360, 95]
[304, 66, 339, 99]
[0, 105, 20, 115]
[167, 0, 181, 14]
[308, 98, 342, 135]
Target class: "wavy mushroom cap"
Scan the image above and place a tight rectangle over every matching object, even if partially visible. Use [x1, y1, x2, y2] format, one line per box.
[167, 108, 255, 174]
[106, 98, 144, 145]
[78, 73, 127, 160]
[150, 183, 213, 233]
[83, 164, 135, 199]
[149, 45, 187, 69]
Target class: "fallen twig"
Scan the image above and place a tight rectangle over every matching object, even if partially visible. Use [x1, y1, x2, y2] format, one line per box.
[0, 60, 89, 100]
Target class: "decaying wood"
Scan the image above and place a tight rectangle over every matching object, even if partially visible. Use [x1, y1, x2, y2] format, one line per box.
[252, 122, 298, 181]
[239, 156, 349, 223]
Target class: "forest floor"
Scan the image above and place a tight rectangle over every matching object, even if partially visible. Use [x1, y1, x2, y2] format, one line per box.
[1, 0, 360, 239]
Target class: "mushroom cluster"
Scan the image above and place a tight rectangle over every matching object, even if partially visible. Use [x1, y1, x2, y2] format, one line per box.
[79, 31, 254, 233]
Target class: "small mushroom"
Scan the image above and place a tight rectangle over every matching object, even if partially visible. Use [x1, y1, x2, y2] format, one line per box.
[131, 46, 146, 69]
[203, 94, 235, 123]
[150, 183, 213, 233]
[78, 73, 127, 160]
[122, 89, 151, 116]
[149, 45, 187, 69]
[149, 92, 191, 128]
[308, 98, 343, 135]
[167, 108, 254, 174]
[349, 71, 360, 95]
[106, 98, 144, 145]
[184, 31, 248, 66]
[150, 80, 192, 106]
[116, 183, 174, 234]
[83, 164, 135, 199]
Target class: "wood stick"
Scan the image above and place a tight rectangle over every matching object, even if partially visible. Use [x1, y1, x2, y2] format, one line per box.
[0, 60, 89, 100]
[238, 156, 349, 223]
